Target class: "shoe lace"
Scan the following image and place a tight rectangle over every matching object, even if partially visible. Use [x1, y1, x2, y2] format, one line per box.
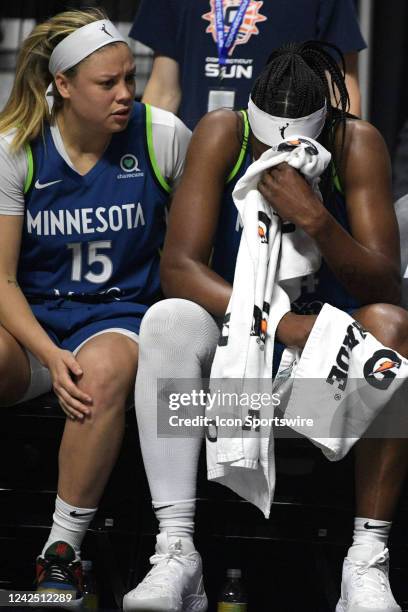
[42, 558, 78, 587]
[139, 542, 186, 595]
[351, 549, 389, 600]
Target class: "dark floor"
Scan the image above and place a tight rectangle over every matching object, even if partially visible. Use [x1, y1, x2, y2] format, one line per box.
[1, 395, 407, 611]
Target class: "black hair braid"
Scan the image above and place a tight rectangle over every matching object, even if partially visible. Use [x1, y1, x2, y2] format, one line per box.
[250, 41, 350, 201]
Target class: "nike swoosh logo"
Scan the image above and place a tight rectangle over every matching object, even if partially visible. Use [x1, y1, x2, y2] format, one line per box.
[364, 522, 387, 530]
[70, 510, 94, 517]
[154, 504, 174, 511]
[35, 179, 62, 189]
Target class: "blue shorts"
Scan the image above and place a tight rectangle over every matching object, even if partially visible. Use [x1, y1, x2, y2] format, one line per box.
[273, 342, 285, 378]
[31, 298, 145, 352]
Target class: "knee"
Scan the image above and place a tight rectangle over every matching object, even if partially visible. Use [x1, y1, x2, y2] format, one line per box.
[139, 299, 218, 351]
[0, 341, 12, 402]
[0, 335, 11, 384]
[355, 303, 408, 353]
[80, 348, 136, 412]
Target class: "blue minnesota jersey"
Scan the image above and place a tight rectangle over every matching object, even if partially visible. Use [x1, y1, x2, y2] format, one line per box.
[212, 111, 360, 315]
[18, 103, 168, 310]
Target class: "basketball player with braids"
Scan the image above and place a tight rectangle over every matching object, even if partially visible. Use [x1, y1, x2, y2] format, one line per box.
[0, 8, 190, 607]
[125, 42, 408, 612]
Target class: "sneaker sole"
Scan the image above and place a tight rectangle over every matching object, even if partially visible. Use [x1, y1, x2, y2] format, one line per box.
[336, 599, 401, 612]
[183, 593, 208, 612]
[122, 593, 208, 612]
[122, 596, 180, 611]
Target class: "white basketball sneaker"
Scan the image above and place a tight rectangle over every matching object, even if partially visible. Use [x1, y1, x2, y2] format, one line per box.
[123, 532, 208, 612]
[336, 543, 401, 612]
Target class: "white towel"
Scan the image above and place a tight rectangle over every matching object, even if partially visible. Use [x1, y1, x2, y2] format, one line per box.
[206, 136, 331, 517]
[279, 303, 408, 460]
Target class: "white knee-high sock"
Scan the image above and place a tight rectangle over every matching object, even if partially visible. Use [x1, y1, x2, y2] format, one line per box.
[135, 299, 219, 542]
[42, 495, 97, 558]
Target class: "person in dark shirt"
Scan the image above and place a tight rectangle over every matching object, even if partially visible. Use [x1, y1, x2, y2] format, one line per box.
[130, 0, 366, 129]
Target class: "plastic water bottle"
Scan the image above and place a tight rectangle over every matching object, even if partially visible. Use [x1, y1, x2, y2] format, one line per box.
[217, 568, 248, 611]
[81, 560, 99, 610]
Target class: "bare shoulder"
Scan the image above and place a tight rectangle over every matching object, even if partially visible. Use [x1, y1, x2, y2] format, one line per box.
[195, 108, 244, 132]
[185, 109, 246, 177]
[192, 109, 244, 151]
[334, 118, 390, 184]
[335, 118, 389, 159]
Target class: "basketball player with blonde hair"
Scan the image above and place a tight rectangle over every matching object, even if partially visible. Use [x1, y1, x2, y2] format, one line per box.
[0, 8, 190, 606]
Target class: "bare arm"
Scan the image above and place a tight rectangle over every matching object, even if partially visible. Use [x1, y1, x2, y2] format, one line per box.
[161, 110, 243, 317]
[0, 215, 60, 361]
[0, 215, 91, 418]
[142, 54, 182, 114]
[258, 120, 400, 305]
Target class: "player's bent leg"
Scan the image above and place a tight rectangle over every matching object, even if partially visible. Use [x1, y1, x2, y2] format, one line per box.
[58, 331, 138, 506]
[336, 304, 407, 612]
[353, 302, 408, 358]
[0, 326, 31, 406]
[124, 299, 216, 612]
[352, 303, 408, 520]
[36, 333, 138, 608]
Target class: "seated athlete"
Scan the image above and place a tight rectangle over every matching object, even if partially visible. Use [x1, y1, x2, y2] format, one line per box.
[0, 8, 190, 608]
[125, 42, 408, 612]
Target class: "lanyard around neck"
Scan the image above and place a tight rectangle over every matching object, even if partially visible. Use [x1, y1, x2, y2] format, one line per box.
[214, 0, 251, 67]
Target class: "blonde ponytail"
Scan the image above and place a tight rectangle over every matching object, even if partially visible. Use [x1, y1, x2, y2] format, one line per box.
[0, 8, 107, 152]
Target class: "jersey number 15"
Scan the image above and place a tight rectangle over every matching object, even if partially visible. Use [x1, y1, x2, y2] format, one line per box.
[67, 240, 113, 284]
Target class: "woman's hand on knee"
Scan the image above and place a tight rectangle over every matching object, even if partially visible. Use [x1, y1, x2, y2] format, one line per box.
[44, 347, 92, 420]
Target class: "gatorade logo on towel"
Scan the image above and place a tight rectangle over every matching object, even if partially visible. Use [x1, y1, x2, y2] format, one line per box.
[363, 349, 402, 390]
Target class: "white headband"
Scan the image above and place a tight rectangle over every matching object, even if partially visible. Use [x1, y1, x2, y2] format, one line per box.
[247, 97, 327, 147]
[46, 20, 127, 113]
[49, 19, 127, 76]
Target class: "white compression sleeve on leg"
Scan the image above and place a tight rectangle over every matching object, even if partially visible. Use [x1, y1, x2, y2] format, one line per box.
[135, 299, 220, 536]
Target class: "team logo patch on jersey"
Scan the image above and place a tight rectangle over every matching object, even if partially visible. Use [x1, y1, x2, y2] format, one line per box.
[202, 0, 267, 56]
[120, 154, 140, 172]
[118, 154, 144, 179]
